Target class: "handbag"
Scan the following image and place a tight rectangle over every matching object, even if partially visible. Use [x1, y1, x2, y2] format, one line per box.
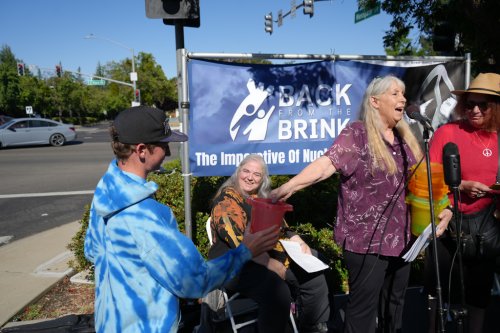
[450, 131, 500, 260]
[453, 202, 500, 260]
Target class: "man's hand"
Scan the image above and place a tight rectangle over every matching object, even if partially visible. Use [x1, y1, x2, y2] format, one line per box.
[242, 225, 280, 257]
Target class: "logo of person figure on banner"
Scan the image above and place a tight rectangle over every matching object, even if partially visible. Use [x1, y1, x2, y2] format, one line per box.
[229, 79, 275, 141]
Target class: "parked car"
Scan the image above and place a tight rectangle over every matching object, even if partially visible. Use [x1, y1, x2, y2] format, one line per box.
[0, 115, 13, 125]
[0, 118, 77, 148]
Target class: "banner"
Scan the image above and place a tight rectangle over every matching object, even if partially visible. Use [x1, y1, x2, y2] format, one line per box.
[188, 59, 464, 176]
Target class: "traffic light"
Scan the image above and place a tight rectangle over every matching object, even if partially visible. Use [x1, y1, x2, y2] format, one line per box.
[135, 89, 141, 102]
[264, 13, 273, 34]
[303, 0, 314, 17]
[161, 0, 200, 28]
[55, 65, 62, 77]
[432, 21, 455, 53]
[17, 63, 25, 76]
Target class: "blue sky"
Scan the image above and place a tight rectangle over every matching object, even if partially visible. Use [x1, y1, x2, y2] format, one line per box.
[1, 1, 397, 79]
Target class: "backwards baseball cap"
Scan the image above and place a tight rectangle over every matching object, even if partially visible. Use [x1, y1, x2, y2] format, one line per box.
[113, 106, 188, 144]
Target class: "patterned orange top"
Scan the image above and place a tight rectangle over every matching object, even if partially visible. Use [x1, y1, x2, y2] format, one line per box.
[208, 186, 294, 267]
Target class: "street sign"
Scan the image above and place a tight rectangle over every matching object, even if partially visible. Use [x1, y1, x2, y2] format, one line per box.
[291, 0, 296, 18]
[87, 79, 106, 86]
[25, 106, 33, 115]
[354, 3, 381, 23]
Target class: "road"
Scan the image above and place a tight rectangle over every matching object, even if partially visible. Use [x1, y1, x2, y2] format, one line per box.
[0, 122, 182, 245]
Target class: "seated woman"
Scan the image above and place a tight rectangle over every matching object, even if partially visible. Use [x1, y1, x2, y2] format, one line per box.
[208, 154, 330, 333]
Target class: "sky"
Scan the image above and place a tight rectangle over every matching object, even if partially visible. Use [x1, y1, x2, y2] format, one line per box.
[0, 0, 396, 80]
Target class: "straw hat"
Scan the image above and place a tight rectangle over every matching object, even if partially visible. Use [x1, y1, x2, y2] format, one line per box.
[452, 73, 500, 97]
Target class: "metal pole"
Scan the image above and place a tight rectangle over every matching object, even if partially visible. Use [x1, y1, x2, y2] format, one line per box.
[84, 34, 138, 104]
[424, 131, 446, 333]
[131, 48, 138, 103]
[174, 24, 192, 239]
[465, 53, 471, 87]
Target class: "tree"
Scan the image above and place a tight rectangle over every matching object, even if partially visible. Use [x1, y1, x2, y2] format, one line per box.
[369, 0, 500, 74]
[0, 45, 22, 116]
[0, 45, 178, 122]
[134, 52, 176, 110]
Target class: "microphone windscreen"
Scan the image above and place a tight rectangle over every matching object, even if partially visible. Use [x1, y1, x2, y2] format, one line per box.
[405, 104, 420, 119]
[443, 142, 461, 187]
[443, 142, 459, 156]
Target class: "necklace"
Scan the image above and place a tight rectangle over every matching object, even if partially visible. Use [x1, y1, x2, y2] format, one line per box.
[474, 131, 493, 157]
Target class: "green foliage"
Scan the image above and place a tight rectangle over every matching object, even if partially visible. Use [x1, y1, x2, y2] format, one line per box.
[67, 159, 430, 294]
[67, 204, 94, 280]
[0, 46, 179, 118]
[373, 0, 499, 73]
[148, 159, 187, 227]
[292, 223, 348, 293]
[272, 174, 339, 229]
[11, 304, 43, 321]
[193, 211, 211, 258]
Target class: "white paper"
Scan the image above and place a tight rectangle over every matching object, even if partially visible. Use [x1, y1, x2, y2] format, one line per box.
[279, 240, 329, 273]
[402, 224, 433, 262]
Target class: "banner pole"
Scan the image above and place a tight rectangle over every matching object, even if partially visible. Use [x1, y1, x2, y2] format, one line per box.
[175, 25, 193, 239]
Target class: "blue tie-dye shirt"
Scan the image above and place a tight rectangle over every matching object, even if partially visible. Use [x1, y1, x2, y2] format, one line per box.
[84, 160, 252, 333]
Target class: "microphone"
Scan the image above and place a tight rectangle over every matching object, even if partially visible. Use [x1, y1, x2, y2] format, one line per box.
[406, 104, 434, 132]
[443, 142, 461, 188]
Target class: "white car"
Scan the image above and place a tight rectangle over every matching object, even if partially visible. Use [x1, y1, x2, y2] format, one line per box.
[0, 118, 77, 148]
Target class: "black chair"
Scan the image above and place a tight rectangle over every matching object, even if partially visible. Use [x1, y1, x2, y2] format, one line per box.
[203, 218, 298, 333]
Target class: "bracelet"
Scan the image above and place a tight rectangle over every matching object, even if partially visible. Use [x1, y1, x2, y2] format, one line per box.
[445, 205, 454, 212]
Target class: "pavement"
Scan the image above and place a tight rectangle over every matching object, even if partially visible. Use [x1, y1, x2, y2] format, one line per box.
[0, 221, 81, 329]
[1, 220, 500, 332]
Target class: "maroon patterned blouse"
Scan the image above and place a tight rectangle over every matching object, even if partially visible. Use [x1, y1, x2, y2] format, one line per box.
[325, 121, 418, 257]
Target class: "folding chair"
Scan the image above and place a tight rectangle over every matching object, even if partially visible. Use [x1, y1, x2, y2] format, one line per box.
[204, 218, 298, 333]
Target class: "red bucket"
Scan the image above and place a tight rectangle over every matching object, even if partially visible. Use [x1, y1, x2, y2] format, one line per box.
[247, 197, 293, 233]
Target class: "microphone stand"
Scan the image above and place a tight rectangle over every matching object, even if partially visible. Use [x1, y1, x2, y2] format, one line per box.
[423, 128, 446, 332]
[448, 187, 467, 332]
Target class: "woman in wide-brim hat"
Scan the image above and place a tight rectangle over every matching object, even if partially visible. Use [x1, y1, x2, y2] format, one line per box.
[424, 72, 500, 333]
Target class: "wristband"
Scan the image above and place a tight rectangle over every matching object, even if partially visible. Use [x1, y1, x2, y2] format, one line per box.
[445, 205, 454, 212]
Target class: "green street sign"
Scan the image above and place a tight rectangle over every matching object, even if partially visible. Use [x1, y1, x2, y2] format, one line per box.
[87, 79, 106, 86]
[355, 3, 381, 23]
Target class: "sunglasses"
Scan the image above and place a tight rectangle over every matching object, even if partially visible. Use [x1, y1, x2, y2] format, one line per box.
[465, 101, 490, 112]
[163, 118, 172, 137]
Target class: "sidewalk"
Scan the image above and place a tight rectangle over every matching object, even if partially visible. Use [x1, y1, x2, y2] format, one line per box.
[0, 221, 80, 327]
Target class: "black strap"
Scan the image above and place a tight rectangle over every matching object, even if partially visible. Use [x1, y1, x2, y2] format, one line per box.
[497, 131, 500, 183]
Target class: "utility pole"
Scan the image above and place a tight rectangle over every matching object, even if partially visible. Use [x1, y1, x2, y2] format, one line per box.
[145, 0, 201, 240]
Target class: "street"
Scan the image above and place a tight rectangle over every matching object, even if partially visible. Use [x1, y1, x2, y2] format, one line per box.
[0, 122, 182, 244]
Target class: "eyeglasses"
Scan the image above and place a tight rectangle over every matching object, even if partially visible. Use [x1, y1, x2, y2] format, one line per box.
[465, 101, 490, 112]
[163, 118, 172, 137]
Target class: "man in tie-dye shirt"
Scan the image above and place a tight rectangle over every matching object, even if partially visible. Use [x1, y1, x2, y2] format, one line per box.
[84, 106, 279, 333]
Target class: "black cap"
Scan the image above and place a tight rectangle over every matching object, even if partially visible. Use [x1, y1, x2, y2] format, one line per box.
[113, 106, 188, 144]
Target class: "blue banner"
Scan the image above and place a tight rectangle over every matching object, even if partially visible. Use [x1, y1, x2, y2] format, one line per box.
[188, 59, 464, 176]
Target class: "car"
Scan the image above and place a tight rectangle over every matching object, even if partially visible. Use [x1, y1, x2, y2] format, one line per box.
[0, 115, 13, 125]
[0, 117, 77, 148]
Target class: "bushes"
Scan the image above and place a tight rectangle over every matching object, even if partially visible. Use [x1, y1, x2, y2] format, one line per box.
[68, 158, 425, 294]
[67, 204, 94, 280]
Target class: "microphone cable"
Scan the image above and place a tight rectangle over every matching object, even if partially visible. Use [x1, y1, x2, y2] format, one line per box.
[351, 148, 426, 288]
